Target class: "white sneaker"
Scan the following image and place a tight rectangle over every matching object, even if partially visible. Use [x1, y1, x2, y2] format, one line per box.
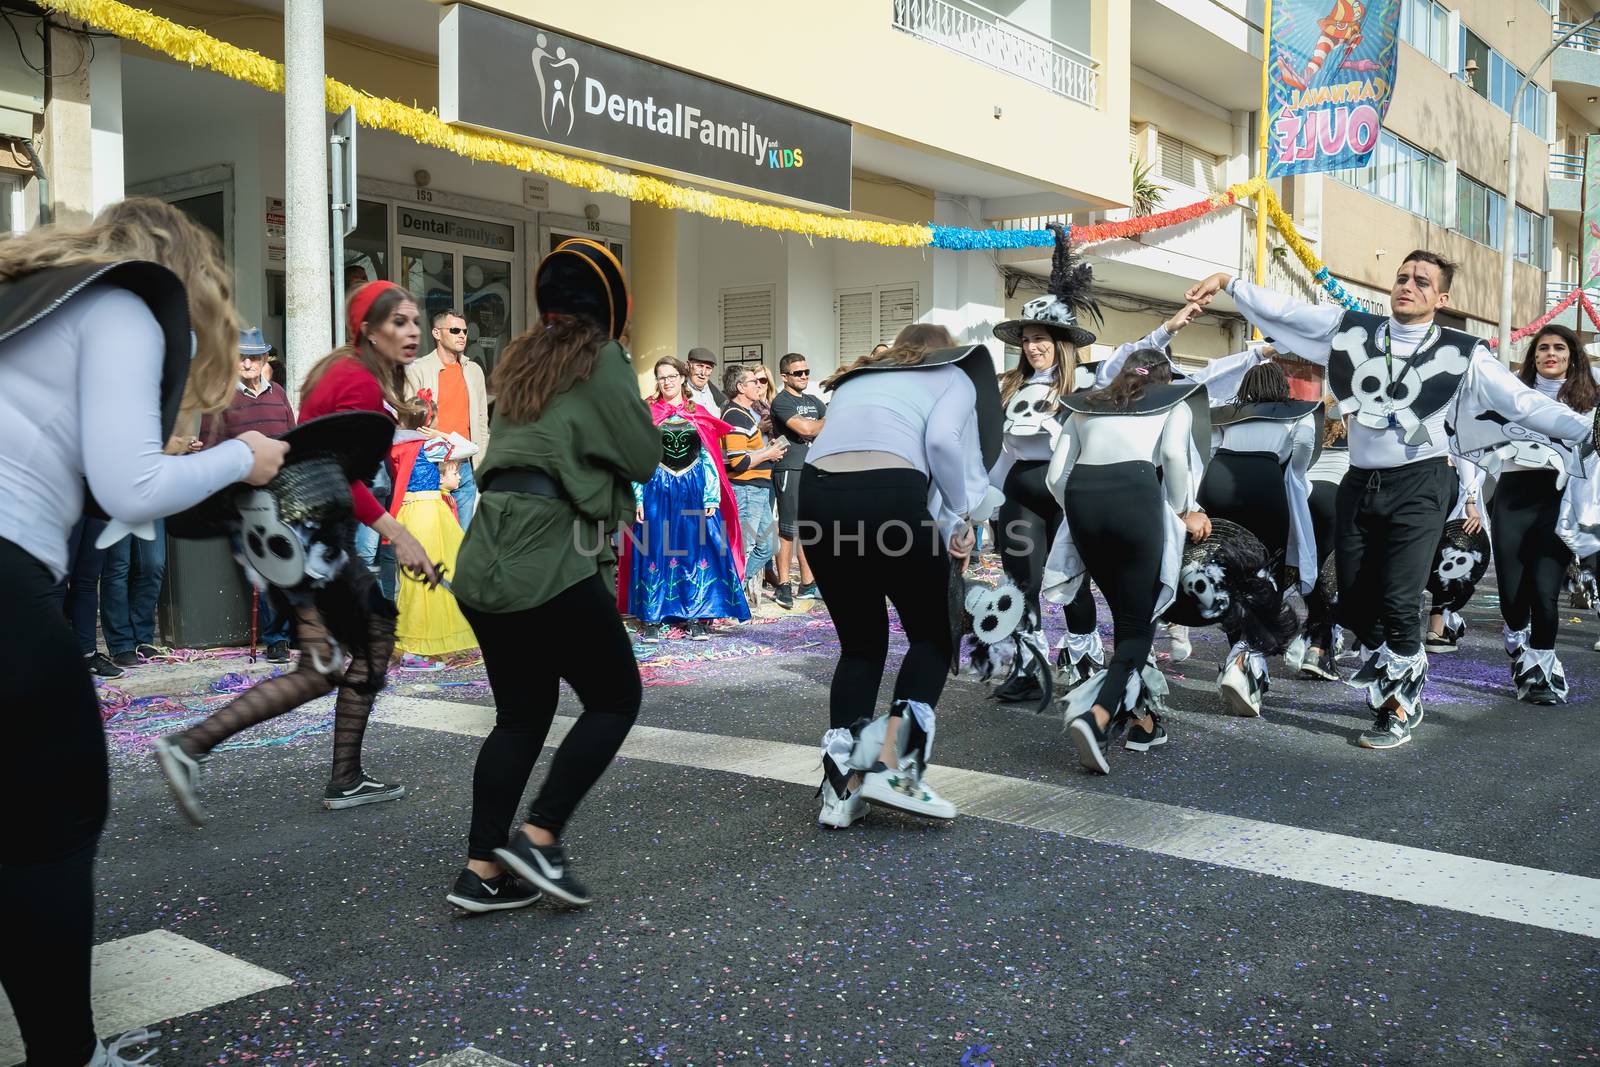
[90, 1029, 160, 1065]
[859, 765, 957, 820]
[818, 780, 867, 829]
[1167, 625, 1192, 663]
[1218, 657, 1262, 717]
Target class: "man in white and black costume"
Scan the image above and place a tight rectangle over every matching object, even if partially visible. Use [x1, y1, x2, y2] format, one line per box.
[1187, 251, 1594, 750]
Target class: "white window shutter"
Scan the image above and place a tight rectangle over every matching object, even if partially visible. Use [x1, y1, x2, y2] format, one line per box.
[836, 289, 874, 364]
[720, 285, 775, 368]
[878, 285, 918, 344]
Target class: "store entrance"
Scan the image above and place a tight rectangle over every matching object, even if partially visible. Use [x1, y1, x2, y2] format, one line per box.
[395, 205, 521, 374]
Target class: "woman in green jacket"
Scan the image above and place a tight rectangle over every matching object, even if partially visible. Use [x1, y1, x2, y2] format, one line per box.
[445, 239, 660, 914]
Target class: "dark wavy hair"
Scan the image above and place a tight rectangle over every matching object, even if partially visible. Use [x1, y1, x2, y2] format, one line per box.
[1519, 324, 1598, 414]
[1082, 347, 1173, 409]
[1234, 362, 1290, 405]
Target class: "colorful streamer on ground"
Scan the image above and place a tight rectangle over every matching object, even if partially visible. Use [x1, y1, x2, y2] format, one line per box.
[39, 0, 1573, 339]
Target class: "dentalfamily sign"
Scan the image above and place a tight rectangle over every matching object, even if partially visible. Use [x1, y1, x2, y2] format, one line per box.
[439, 5, 853, 212]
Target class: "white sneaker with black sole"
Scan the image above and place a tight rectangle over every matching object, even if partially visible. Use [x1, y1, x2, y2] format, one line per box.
[322, 774, 406, 810]
[494, 834, 592, 906]
[153, 734, 207, 827]
[445, 868, 542, 913]
[1217, 657, 1262, 718]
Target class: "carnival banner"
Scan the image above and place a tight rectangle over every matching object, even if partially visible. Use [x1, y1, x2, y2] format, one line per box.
[1267, 0, 1402, 178]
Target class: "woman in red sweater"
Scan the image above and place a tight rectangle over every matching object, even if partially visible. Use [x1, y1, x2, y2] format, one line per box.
[156, 282, 440, 823]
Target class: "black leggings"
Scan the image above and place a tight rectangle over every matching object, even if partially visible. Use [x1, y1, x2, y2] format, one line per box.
[1491, 470, 1571, 649]
[1199, 451, 1290, 565]
[999, 459, 1096, 633]
[1303, 479, 1339, 644]
[1065, 463, 1164, 712]
[462, 573, 641, 860]
[0, 538, 106, 1066]
[799, 466, 953, 730]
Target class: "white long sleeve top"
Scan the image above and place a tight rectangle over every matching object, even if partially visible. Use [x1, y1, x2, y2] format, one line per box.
[1047, 401, 1195, 516]
[1215, 414, 1317, 477]
[0, 286, 253, 579]
[1227, 279, 1592, 470]
[810, 363, 990, 525]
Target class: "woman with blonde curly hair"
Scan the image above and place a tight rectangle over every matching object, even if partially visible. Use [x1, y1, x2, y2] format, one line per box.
[0, 196, 288, 1067]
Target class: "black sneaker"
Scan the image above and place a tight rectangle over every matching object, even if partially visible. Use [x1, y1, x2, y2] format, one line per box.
[1067, 711, 1111, 774]
[1423, 631, 1456, 653]
[85, 652, 124, 679]
[493, 834, 592, 906]
[445, 868, 541, 914]
[1124, 714, 1168, 752]
[323, 774, 406, 810]
[111, 651, 140, 668]
[686, 620, 712, 641]
[1299, 648, 1340, 681]
[796, 583, 819, 600]
[638, 622, 662, 644]
[992, 672, 1043, 705]
[772, 586, 794, 610]
[135, 643, 164, 659]
[1357, 709, 1412, 750]
[153, 734, 207, 827]
[265, 641, 290, 663]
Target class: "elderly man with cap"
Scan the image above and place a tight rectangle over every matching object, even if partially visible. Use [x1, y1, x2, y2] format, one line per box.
[199, 327, 297, 662]
[685, 347, 727, 410]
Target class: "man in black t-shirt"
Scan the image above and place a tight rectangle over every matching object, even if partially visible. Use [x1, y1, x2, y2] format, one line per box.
[769, 352, 826, 600]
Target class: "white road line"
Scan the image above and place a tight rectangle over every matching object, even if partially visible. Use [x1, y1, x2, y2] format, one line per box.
[0, 929, 290, 1064]
[423, 1048, 523, 1066]
[376, 695, 1600, 940]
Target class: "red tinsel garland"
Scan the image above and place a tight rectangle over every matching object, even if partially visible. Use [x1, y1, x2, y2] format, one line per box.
[1487, 287, 1600, 348]
[1071, 192, 1236, 247]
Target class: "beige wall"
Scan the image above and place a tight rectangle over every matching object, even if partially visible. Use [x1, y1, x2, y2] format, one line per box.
[1130, 80, 1233, 159]
[1319, 182, 1544, 326]
[461, 0, 1132, 209]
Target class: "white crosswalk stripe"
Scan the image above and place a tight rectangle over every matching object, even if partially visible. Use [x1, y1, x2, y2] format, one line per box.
[0, 930, 291, 1064]
[422, 1048, 523, 1066]
[375, 694, 1600, 940]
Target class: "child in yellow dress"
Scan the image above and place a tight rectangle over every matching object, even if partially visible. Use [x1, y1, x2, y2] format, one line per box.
[392, 394, 479, 668]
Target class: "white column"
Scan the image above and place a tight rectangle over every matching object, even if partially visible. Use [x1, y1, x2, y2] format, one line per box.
[88, 40, 123, 215]
[283, 0, 331, 407]
[930, 194, 1005, 364]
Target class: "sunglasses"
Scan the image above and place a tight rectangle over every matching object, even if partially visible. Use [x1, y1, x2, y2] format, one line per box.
[786, 369, 810, 377]
[441, 327, 466, 335]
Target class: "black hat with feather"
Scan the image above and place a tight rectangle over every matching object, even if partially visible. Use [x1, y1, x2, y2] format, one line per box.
[992, 223, 1102, 350]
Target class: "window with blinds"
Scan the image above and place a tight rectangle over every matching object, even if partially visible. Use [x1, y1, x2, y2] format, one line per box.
[836, 283, 919, 363]
[1157, 132, 1221, 193]
[720, 285, 774, 368]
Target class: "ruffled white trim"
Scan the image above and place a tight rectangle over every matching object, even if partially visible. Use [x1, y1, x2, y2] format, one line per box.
[1503, 624, 1530, 658]
[1060, 659, 1168, 725]
[899, 699, 936, 763]
[1283, 633, 1308, 672]
[1347, 643, 1427, 715]
[1059, 629, 1105, 667]
[1512, 646, 1569, 702]
[821, 727, 855, 768]
[1439, 609, 1465, 643]
[1225, 639, 1270, 690]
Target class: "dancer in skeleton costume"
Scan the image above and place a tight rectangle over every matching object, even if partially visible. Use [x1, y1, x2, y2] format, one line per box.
[1042, 348, 1211, 774]
[1187, 252, 1593, 750]
[808, 323, 1002, 827]
[1194, 361, 1318, 716]
[1290, 398, 1348, 680]
[1423, 457, 1486, 652]
[988, 224, 1208, 700]
[1482, 324, 1600, 704]
[157, 282, 442, 821]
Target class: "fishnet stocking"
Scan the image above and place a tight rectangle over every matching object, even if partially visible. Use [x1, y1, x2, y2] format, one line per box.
[329, 605, 396, 786]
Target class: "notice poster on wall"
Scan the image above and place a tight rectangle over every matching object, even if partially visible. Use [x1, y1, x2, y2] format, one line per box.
[265, 197, 285, 266]
[1267, 0, 1401, 178]
[1582, 133, 1600, 290]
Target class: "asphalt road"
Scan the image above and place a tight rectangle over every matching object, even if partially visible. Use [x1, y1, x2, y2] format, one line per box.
[12, 587, 1600, 1066]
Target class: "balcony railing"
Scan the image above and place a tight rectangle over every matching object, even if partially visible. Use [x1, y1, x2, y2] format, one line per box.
[891, 0, 1099, 107]
[1551, 152, 1585, 181]
[1555, 21, 1600, 54]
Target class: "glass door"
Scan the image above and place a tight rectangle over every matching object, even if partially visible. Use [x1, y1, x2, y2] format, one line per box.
[398, 240, 517, 375]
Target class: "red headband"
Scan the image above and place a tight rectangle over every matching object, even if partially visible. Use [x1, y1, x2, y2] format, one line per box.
[347, 281, 404, 345]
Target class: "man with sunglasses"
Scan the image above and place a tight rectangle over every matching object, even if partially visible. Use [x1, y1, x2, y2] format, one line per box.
[198, 327, 297, 661]
[407, 308, 490, 528]
[770, 352, 826, 603]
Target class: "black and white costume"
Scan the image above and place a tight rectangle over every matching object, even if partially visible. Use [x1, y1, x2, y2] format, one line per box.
[1196, 399, 1318, 715]
[1475, 371, 1600, 703]
[808, 344, 1002, 827]
[1229, 280, 1592, 743]
[1042, 382, 1209, 772]
[1287, 429, 1347, 679]
[1426, 458, 1486, 650]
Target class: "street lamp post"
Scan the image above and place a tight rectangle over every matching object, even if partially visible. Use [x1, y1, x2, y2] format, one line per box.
[1498, 15, 1600, 362]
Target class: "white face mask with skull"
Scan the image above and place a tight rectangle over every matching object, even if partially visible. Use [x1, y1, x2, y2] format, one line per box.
[1004, 382, 1061, 441]
[1180, 561, 1231, 620]
[236, 489, 347, 591]
[1435, 546, 1482, 586]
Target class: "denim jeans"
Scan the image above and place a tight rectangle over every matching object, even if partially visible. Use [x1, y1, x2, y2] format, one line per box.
[733, 481, 775, 577]
[354, 523, 397, 602]
[100, 520, 167, 654]
[51, 516, 108, 655]
[257, 589, 291, 644]
[453, 461, 478, 530]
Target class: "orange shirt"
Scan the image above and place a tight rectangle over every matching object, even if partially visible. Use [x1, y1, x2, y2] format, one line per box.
[436, 360, 471, 439]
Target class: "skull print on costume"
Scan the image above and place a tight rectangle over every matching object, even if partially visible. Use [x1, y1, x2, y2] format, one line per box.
[1002, 382, 1061, 439]
[1426, 519, 1491, 613]
[1327, 315, 1474, 446]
